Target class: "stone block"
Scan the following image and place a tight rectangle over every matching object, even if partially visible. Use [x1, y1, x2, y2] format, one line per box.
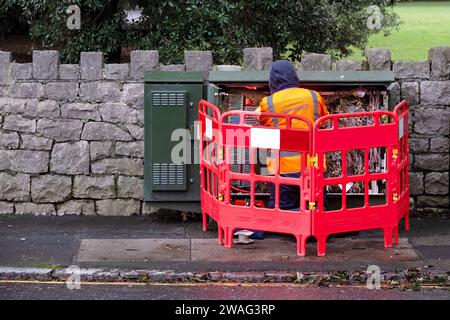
[104, 64, 129, 80]
[31, 174, 72, 203]
[409, 138, 429, 153]
[393, 61, 430, 79]
[96, 199, 141, 216]
[73, 175, 116, 199]
[99, 102, 139, 124]
[121, 83, 144, 109]
[0, 172, 30, 201]
[401, 82, 420, 106]
[89, 141, 113, 161]
[365, 48, 391, 71]
[125, 124, 144, 140]
[2, 150, 49, 173]
[414, 108, 449, 135]
[32, 50, 59, 80]
[425, 172, 449, 195]
[0, 98, 28, 114]
[430, 138, 449, 153]
[15, 202, 56, 216]
[409, 172, 424, 195]
[243, 48, 272, 71]
[417, 196, 449, 208]
[420, 81, 450, 105]
[428, 47, 450, 79]
[0, 131, 19, 149]
[61, 102, 100, 121]
[8, 83, 44, 99]
[81, 122, 132, 141]
[46, 82, 79, 101]
[415, 154, 449, 171]
[25, 100, 60, 118]
[117, 176, 143, 199]
[79, 82, 121, 102]
[0, 201, 14, 214]
[37, 118, 83, 141]
[50, 141, 89, 174]
[185, 50, 213, 77]
[301, 53, 332, 71]
[11, 63, 32, 80]
[20, 134, 53, 151]
[0, 51, 12, 85]
[336, 60, 363, 71]
[56, 200, 95, 216]
[59, 64, 80, 80]
[115, 141, 144, 158]
[80, 52, 103, 80]
[3, 114, 36, 133]
[91, 158, 143, 176]
[130, 50, 159, 80]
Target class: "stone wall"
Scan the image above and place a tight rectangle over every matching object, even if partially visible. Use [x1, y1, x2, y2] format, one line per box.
[0, 47, 448, 216]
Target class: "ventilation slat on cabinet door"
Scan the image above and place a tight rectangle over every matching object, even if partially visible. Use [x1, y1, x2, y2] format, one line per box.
[150, 90, 187, 191]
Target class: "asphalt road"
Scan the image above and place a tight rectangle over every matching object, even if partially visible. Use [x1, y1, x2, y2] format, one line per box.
[1, 281, 449, 300]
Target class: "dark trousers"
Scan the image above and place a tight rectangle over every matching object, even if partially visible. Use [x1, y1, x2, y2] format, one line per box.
[251, 172, 328, 240]
[267, 172, 329, 211]
[267, 172, 301, 211]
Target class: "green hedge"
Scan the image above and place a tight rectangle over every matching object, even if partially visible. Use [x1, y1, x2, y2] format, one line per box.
[0, 0, 400, 64]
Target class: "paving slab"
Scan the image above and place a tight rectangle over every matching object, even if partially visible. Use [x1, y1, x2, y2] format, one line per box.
[305, 237, 418, 262]
[76, 236, 418, 264]
[191, 238, 307, 262]
[77, 239, 190, 263]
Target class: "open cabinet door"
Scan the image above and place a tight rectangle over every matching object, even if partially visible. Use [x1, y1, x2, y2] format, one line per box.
[206, 83, 221, 107]
[393, 100, 410, 231]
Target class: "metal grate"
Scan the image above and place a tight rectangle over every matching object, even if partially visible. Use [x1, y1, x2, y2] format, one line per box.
[153, 163, 185, 186]
[153, 92, 185, 107]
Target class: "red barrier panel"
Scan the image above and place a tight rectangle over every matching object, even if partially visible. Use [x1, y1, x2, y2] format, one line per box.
[198, 99, 410, 256]
[198, 100, 222, 241]
[218, 109, 314, 256]
[311, 101, 410, 256]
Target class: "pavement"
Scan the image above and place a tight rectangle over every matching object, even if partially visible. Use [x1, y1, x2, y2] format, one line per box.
[0, 213, 449, 296]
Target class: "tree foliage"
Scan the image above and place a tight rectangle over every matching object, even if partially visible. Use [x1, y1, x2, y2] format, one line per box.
[0, 0, 400, 64]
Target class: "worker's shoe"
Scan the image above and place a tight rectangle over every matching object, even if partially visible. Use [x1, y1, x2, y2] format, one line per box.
[233, 230, 255, 244]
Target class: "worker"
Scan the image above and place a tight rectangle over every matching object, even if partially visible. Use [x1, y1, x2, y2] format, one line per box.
[236, 60, 329, 242]
[257, 60, 329, 211]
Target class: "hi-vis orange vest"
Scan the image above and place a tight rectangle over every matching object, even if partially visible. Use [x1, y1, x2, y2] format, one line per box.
[256, 87, 329, 174]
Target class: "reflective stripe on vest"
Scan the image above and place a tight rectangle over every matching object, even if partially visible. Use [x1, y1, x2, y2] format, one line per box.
[267, 95, 279, 128]
[309, 90, 318, 120]
[268, 151, 299, 159]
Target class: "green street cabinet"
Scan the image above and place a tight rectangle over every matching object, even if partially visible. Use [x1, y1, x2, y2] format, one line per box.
[144, 70, 396, 212]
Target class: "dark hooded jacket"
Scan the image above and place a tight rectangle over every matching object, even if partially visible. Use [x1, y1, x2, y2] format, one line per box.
[269, 60, 300, 94]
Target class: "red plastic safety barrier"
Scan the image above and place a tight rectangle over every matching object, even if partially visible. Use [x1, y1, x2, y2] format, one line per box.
[311, 100, 410, 256]
[198, 100, 221, 238]
[198, 99, 410, 256]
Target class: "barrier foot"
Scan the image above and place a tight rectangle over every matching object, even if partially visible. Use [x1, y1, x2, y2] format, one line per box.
[295, 235, 307, 257]
[225, 228, 234, 249]
[405, 211, 410, 231]
[218, 226, 223, 246]
[316, 235, 327, 257]
[384, 227, 393, 248]
[202, 213, 208, 232]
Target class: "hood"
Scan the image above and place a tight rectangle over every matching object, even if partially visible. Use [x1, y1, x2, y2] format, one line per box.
[269, 60, 300, 94]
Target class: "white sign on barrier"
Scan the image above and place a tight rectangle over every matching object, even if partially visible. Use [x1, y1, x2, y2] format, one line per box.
[205, 118, 213, 140]
[250, 128, 280, 150]
[398, 116, 405, 139]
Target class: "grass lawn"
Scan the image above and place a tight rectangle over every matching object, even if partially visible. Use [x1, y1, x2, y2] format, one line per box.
[347, 1, 450, 61]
